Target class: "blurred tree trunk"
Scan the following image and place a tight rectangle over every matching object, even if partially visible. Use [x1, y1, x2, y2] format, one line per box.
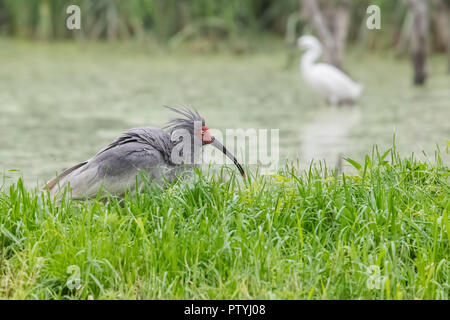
[404, 0, 428, 85]
[331, 1, 351, 66]
[301, 0, 350, 70]
[431, 0, 450, 73]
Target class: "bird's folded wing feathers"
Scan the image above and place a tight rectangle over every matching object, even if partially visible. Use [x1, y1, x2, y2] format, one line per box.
[43, 127, 174, 200]
[43, 161, 88, 191]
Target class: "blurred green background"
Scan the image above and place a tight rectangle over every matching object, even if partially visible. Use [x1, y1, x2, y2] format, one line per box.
[0, 0, 449, 186]
[0, 0, 448, 50]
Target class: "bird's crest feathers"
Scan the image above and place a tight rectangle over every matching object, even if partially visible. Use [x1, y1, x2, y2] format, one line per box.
[164, 106, 205, 135]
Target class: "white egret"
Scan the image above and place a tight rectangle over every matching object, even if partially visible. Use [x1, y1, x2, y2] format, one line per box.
[298, 35, 363, 105]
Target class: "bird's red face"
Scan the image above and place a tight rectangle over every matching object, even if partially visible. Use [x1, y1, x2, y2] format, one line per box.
[196, 125, 214, 145]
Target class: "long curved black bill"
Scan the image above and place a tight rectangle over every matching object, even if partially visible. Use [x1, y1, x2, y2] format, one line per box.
[211, 138, 246, 178]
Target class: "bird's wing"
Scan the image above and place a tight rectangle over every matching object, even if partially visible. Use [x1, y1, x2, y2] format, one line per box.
[96, 127, 172, 162]
[44, 127, 174, 200]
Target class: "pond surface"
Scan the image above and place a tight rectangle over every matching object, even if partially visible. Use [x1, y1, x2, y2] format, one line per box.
[0, 39, 449, 187]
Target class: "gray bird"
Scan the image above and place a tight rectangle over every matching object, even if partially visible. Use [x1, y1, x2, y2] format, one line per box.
[43, 107, 245, 201]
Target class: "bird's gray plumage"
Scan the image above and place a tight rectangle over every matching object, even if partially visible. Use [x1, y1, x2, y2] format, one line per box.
[44, 108, 202, 201]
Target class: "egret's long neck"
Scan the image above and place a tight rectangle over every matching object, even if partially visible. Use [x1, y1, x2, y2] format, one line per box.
[300, 44, 322, 73]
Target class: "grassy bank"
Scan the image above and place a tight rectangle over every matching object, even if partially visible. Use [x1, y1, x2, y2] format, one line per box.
[0, 145, 449, 299]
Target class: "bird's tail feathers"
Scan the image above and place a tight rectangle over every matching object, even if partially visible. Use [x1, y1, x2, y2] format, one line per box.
[42, 161, 87, 193]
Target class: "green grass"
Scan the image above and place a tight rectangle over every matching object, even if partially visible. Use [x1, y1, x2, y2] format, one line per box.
[0, 145, 449, 299]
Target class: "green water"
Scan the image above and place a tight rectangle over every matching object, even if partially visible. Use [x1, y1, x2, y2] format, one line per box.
[0, 39, 449, 187]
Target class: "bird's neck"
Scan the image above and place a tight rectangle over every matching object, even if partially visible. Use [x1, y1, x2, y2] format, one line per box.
[301, 45, 322, 73]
